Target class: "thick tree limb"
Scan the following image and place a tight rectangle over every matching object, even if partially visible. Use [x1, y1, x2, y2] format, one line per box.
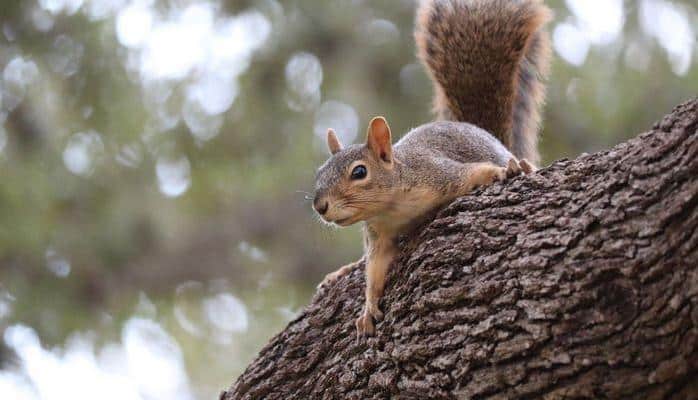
[223, 99, 698, 399]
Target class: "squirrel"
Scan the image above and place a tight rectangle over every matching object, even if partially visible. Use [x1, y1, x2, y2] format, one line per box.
[312, 0, 552, 336]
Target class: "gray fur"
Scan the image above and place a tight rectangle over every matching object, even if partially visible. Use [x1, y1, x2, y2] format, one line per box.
[315, 145, 366, 197]
[315, 121, 512, 196]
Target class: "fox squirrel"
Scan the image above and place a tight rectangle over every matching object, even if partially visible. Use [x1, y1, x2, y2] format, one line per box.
[313, 0, 552, 336]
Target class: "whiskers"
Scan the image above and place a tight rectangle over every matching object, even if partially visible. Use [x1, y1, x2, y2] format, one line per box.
[337, 195, 387, 210]
[301, 190, 389, 229]
[296, 190, 314, 202]
[315, 213, 342, 232]
[297, 189, 332, 227]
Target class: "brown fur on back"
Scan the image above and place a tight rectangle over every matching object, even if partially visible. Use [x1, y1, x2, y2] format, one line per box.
[415, 0, 552, 165]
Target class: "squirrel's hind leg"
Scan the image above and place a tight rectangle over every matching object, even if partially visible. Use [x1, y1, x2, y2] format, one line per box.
[317, 259, 362, 289]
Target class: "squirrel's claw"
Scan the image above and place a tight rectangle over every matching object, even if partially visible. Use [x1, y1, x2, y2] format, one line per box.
[356, 302, 382, 337]
[506, 158, 522, 178]
[508, 159, 520, 176]
[504, 157, 537, 178]
[519, 159, 536, 174]
[355, 310, 375, 336]
[367, 302, 384, 321]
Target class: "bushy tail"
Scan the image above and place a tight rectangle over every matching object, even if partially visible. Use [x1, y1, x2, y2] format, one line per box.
[415, 0, 552, 164]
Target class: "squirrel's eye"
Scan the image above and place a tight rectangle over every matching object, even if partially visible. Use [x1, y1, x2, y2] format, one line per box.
[350, 165, 367, 180]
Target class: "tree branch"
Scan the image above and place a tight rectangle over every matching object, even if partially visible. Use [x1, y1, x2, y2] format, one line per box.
[223, 99, 698, 399]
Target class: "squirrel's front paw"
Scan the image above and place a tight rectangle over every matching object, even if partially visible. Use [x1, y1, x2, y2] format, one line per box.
[506, 159, 520, 178]
[518, 159, 537, 174]
[355, 310, 375, 336]
[355, 302, 383, 337]
[366, 301, 384, 321]
[507, 158, 537, 176]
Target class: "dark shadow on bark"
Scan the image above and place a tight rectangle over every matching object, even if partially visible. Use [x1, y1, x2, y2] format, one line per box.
[223, 99, 698, 400]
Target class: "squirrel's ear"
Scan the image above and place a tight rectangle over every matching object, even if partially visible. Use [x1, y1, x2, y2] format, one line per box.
[366, 116, 392, 163]
[327, 128, 343, 155]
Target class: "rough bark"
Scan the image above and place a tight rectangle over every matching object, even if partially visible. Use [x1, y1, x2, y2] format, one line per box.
[223, 99, 698, 400]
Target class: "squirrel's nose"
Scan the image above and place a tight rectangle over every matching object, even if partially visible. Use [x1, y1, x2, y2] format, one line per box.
[314, 197, 329, 215]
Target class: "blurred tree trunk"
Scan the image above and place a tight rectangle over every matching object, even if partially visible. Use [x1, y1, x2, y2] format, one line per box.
[222, 99, 698, 400]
